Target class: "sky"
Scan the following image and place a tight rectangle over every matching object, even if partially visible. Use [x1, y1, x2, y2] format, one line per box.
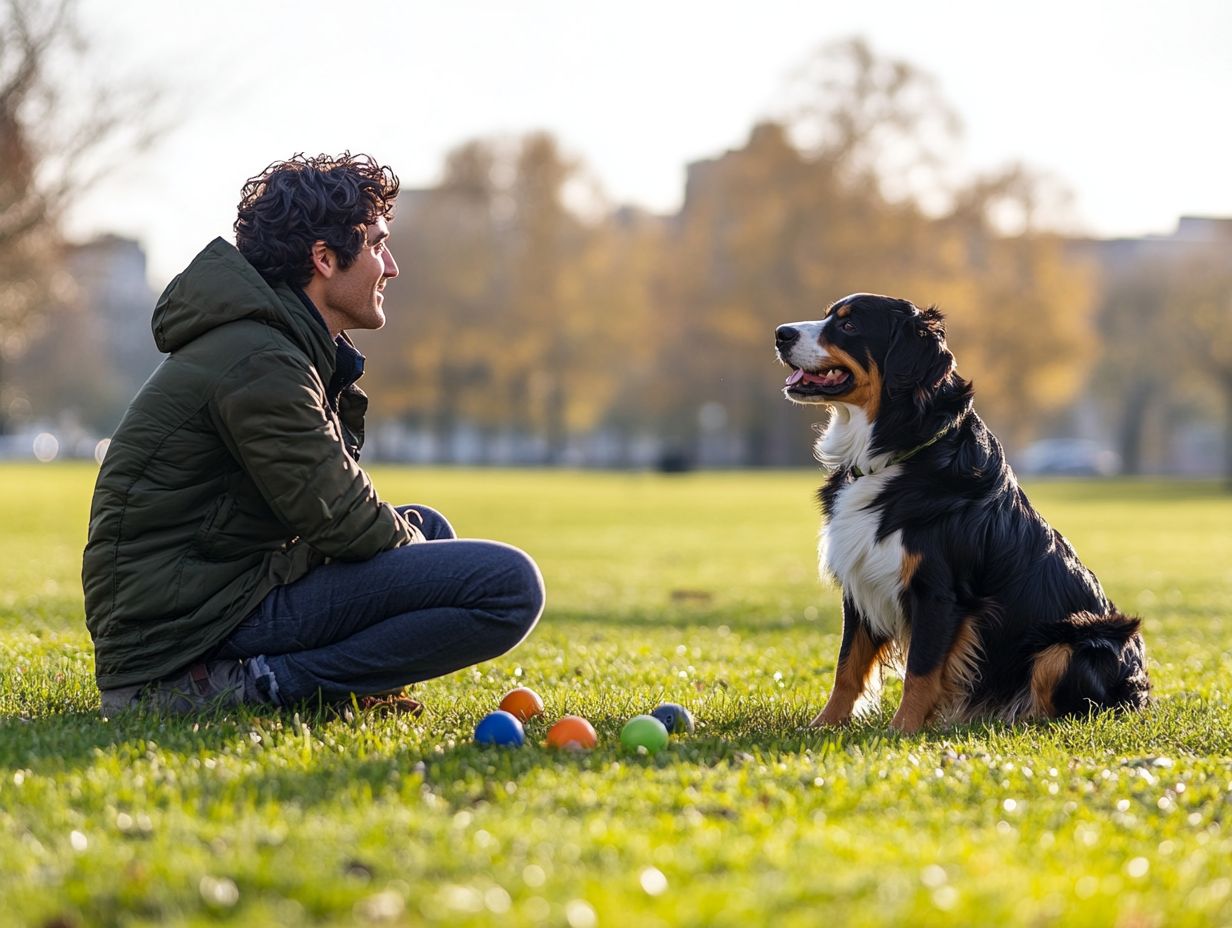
[69, 0, 1232, 286]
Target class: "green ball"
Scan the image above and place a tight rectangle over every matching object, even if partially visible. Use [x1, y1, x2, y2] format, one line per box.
[620, 715, 670, 755]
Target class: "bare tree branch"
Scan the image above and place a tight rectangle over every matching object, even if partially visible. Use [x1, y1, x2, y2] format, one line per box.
[1, 0, 168, 248]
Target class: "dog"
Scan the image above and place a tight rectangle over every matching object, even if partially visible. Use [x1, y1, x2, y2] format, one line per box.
[775, 293, 1149, 733]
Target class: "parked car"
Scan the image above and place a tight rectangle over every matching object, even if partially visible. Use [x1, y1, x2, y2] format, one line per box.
[1017, 438, 1121, 477]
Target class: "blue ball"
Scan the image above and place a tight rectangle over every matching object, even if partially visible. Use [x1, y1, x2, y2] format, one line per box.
[474, 710, 525, 747]
[650, 702, 695, 735]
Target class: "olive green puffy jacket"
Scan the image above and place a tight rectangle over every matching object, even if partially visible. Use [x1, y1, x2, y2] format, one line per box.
[83, 238, 420, 688]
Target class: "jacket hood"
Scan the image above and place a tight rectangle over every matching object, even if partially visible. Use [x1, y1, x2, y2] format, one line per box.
[152, 238, 335, 374]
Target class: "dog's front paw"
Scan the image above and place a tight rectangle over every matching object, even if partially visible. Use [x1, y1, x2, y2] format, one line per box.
[888, 709, 924, 735]
[810, 686, 861, 728]
[809, 706, 850, 728]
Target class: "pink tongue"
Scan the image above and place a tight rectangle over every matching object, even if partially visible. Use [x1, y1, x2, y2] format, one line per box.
[802, 370, 842, 385]
[787, 368, 849, 386]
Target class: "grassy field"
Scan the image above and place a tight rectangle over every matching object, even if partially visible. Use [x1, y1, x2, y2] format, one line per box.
[1, 463, 1231, 927]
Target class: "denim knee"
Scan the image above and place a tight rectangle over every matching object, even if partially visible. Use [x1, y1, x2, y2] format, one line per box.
[495, 545, 546, 647]
[398, 504, 455, 540]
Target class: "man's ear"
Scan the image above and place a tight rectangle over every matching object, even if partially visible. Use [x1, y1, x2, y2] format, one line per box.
[310, 241, 337, 279]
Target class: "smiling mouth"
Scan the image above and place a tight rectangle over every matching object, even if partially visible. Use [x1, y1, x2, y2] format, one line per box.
[784, 365, 853, 396]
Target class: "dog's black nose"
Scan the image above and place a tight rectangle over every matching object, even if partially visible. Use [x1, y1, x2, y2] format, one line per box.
[775, 325, 800, 348]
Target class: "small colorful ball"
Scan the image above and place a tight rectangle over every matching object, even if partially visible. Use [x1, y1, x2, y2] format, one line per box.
[499, 686, 545, 722]
[650, 703, 695, 735]
[474, 710, 525, 747]
[620, 715, 670, 755]
[546, 715, 598, 751]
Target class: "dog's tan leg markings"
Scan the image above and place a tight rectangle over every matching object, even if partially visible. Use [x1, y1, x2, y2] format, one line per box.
[943, 618, 982, 696]
[811, 625, 888, 727]
[1029, 643, 1073, 718]
[892, 617, 984, 731]
[900, 551, 923, 588]
[890, 668, 944, 733]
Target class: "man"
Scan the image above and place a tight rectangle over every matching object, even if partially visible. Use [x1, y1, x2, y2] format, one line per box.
[83, 153, 544, 715]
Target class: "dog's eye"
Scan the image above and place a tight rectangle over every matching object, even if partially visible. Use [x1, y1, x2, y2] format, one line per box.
[840, 320, 857, 333]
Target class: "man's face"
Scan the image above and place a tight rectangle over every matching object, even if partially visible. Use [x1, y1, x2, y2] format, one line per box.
[324, 218, 399, 332]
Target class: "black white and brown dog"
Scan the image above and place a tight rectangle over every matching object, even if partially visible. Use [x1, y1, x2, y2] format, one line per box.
[775, 293, 1149, 733]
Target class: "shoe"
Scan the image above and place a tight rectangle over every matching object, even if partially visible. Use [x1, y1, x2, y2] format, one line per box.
[99, 683, 145, 717]
[100, 660, 249, 716]
[357, 693, 424, 717]
[329, 692, 425, 719]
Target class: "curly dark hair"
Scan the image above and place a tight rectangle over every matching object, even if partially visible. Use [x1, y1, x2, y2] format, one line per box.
[233, 152, 400, 287]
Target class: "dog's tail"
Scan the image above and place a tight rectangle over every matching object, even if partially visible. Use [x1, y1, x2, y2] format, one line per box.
[1028, 611, 1150, 718]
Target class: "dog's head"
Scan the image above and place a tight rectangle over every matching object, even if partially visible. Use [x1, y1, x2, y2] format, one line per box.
[775, 293, 958, 420]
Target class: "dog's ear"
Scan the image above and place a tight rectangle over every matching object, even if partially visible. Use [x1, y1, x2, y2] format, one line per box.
[916, 305, 947, 340]
[885, 305, 954, 411]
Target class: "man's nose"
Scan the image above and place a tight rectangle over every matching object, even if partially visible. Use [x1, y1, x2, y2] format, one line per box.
[383, 249, 399, 279]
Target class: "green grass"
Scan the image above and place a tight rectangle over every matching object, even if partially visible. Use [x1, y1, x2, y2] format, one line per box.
[2, 464, 1231, 927]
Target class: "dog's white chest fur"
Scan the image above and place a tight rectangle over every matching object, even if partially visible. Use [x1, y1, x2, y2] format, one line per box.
[819, 466, 909, 642]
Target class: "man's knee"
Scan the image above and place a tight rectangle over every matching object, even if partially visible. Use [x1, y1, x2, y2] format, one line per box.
[494, 545, 545, 646]
[397, 504, 455, 540]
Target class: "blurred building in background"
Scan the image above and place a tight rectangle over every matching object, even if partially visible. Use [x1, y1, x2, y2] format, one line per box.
[2, 235, 157, 460]
[69, 235, 162, 401]
[1071, 216, 1232, 478]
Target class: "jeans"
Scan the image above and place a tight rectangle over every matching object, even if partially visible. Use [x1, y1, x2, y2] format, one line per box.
[210, 506, 545, 705]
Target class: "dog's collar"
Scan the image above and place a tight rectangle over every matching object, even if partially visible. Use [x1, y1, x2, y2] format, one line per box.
[849, 421, 956, 479]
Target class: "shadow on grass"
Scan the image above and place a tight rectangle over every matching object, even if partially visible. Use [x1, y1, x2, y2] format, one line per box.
[0, 700, 898, 798]
[2, 694, 1223, 807]
[0, 709, 264, 772]
[549, 607, 841, 634]
[0, 698, 379, 774]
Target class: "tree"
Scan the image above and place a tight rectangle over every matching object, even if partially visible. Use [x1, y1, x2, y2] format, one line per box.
[659, 39, 969, 464]
[1091, 252, 1176, 475]
[574, 206, 669, 453]
[364, 38, 1104, 467]
[1091, 235, 1232, 481]
[783, 36, 962, 211]
[928, 165, 1097, 453]
[1163, 246, 1232, 485]
[779, 39, 1096, 455]
[504, 133, 577, 459]
[357, 139, 505, 439]
[360, 133, 611, 462]
[666, 121, 846, 464]
[0, 0, 162, 432]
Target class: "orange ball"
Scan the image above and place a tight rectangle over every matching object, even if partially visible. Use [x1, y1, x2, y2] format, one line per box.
[499, 687, 544, 722]
[546, 715, 597, 751]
